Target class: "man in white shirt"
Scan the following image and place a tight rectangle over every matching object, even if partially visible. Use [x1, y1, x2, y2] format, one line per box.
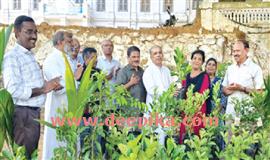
[142, 45, 172, 145]
[97, 40, 121, 85]
[70, 38, 81, 72]
[143, 45, 172, 107]
[42, 31, 75, 160]
[2, 15, 61, 158]
[222, 40, 264, 119]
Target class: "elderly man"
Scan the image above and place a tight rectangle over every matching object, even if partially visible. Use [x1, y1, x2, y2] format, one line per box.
[222, 40, 264, 119]
[42, 31, 74, 160]
[142, 45, 172, 145]
[116, 46, 146, 103]
[2, 15, 61, 158]
[97, 40, 121, 85]
[143, 45, 172, 106]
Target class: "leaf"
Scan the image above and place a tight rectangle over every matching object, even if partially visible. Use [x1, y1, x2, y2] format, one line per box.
[0, 128, 5, 153]
[36, 119, 56, 129]
[62, 52, 77, 114]
[118, 144, 128, 156]
[76, 56, 96, 117]
[4, 24, 14, 48]
[95, 140, 102, 154]
[127, 134, 142, 148]
[0, 89, 14, 151]
[2, 149, 13, 159]
[0, 24, 13, 73]
[0, 27, 5, 73]
[166, 138, 175, 155]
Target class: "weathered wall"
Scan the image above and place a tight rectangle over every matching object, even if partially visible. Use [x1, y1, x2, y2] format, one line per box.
[4, 19, 270, 76]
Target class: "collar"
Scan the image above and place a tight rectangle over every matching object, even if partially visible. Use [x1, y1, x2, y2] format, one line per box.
[242, 58, 251, 66]
[101, 55, 114, 62]
[150, 63, 163, 70]
[15, 43, 32, 55]
[126, 64, 142, 71]
[235, 57, 251, 67]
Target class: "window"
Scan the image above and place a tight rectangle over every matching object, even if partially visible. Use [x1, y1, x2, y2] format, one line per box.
[33, 0, 39, 10]
[75, 0, 83, 3]
[97, 0, 105, 12]
[192, 0, 202, 9]
[163, 0, 173, 12]
[118, 0, 128, 12]
[141, 0, 150, 12]
[13, 0, 21, 10]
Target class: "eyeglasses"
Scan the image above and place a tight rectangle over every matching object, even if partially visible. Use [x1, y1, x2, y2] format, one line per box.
[22, 29, 38, 36]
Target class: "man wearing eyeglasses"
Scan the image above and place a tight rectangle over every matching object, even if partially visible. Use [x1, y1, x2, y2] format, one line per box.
[69, 38, 80, 71]
[2, 15, 62, 159]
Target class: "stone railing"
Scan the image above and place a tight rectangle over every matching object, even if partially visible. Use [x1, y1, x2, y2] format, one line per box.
[219, 8, 270, 28]
[200, 2, 270, 32]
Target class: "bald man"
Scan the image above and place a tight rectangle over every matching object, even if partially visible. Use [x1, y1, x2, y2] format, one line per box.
[222, 40, 264, 119]
[97, 40, 121, 85]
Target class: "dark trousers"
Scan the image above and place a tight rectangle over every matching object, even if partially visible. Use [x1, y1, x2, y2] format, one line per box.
[13, 105, 40, 159]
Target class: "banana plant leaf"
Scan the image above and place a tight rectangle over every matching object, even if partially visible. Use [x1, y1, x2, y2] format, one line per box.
[62, 52, 96, 118]
[76, 56, 96, 117]
[0, 24, 13, 73]
[0, 89, 14, 152]
[0, 28, 5, 73]
[62, 52, 78, 115]
[0, 24, 14, 152]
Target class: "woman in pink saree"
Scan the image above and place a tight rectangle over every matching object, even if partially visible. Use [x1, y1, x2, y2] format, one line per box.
[179, 50, 212, 144]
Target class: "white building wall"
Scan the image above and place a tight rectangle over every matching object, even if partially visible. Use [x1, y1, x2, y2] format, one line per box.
[0, 0, 198, 28]
[89, 0, 193, 28]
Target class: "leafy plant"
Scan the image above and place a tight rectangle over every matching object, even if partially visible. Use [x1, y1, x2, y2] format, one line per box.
[255, 130, 270, 159]
[0, 24, 15, 153]
[0, 145, 38, 160]
[62, 52, 97, 118]
[181, 85, 210, 117]
[0, 24, 13, 72]
[118, 134, 161, 160]
[172, 47, 191, 81]
[185, 129, 216, 160]
[164, 137, 186, 160]
[217, 126, 260, 160]
[0, 89, 14, 152]
[216, 62, 230, 78]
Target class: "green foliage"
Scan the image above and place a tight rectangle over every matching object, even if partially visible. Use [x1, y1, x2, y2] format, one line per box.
[0, 24, 14, 153]
[185, 129, 216, 160]
[0, 24, 13, 73]
[218, 126, 260, 160]
[231, 76, 270, 132]
[118, 134, 161, 160]
[255, 130, 270, 159]
[0, 144, 38, 160]
[171, 47, 191, 81]
[106, 127, 131, 160]
[165, 137, 186, 160]
[0, 89, 14, 152]
[216, 62, 230, 78]
[62, 52, 78, 115]
[182, 85, 209, 117]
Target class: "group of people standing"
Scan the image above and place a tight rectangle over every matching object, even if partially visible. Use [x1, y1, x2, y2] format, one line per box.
[2, 15, 265, 159]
